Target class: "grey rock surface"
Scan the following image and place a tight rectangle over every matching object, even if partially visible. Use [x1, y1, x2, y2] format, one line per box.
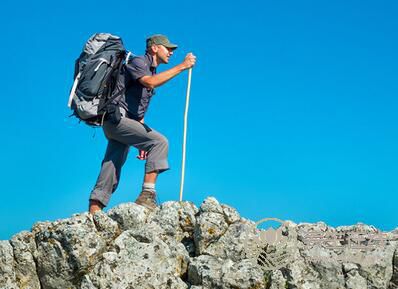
[10, 231, 41, 289]
[0, 240, 17, 289]
[0, 196, 397, 289]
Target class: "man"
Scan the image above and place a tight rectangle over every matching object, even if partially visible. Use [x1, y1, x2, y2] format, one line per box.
[88, 34, 196, 214]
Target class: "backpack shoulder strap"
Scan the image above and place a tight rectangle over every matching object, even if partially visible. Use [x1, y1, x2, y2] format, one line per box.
[124, 51, 137, 65]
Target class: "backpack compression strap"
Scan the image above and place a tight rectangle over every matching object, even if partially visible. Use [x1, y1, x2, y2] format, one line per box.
[68, 72, 81, 108]
[125, 52, 132, 64]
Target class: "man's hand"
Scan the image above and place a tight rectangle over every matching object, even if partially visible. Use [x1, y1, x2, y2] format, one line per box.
[137, 150, 148, 160]
[182, 53, 196, 70]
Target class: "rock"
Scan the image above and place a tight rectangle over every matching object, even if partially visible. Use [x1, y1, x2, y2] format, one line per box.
[336, 222, 380, 234]
[107, 202, 150, 231]
[221, 203, 241, 224]
[390, 247, 398, 288]
[188, 255, 265, 288]
[188, 255, 223, 287]
[199, 196, 224, 214]
[194, 197, 229, 255]
[0, 241, 17, 289]
[343, 263, 367, 289]
[150, 201, 198, 256]
[1, 197, 397, 289]
[202, 221, 257, 262]
[92, 210, 121, 242]
[151, 201, 198, 238]
[355, 244, 396, 289]
[268, 270, 288, 289]
[10, 231, 40, 289]
[32, 213, 111, 289]
[220, 259, 265, 288]
[81, 228, 188, 289]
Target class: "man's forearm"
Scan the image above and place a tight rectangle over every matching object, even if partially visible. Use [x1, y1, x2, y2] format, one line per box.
[139, 64, 187, 89]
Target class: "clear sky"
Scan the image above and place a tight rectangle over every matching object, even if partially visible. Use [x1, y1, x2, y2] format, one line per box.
[0, 0, 397, 240]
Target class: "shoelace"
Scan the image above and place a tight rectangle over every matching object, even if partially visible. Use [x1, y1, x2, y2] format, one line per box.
[143, 191, 158, 205]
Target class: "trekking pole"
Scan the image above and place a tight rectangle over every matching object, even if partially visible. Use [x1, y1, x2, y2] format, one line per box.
[179, 68, 192, 202]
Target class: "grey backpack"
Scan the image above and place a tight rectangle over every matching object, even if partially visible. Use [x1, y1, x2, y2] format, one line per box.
[68, 33, 131, 126]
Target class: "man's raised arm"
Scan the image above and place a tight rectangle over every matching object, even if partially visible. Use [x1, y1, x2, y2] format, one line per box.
[139, 53, 196, 89]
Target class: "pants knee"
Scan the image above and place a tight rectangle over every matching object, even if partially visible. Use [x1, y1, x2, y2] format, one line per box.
[151, 137, 168, 156]
[156, 136, 168, 149]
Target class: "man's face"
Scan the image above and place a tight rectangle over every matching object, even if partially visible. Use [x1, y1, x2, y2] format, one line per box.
[155, 45, 174, 64]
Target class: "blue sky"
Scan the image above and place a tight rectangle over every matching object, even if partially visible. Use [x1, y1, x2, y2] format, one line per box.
[1, 0, 397, 240]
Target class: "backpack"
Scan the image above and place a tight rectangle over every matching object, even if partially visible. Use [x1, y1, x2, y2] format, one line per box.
[67, 33, 131, 126]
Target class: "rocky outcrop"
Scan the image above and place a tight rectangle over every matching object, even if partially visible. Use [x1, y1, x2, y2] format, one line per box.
[0, 196, 397, 289]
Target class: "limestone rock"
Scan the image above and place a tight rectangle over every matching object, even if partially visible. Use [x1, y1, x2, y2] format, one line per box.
[188, 255, 265, 289]
[91, 210, 121, 242]
[194, 197, 229, 255]
[107, 202, 150, 231]
[81, 228, 188, 289]
[150, 201, 198, 256]
[199, 196, 224, 214]
[10, 231, 40, 289]
[221, 203, 241, 224]
[188, 255, 223, 287]
[0, 240, 17, 289]
[390, 247, 398, 288]
[0, 197, 397, 289]
[32, 213, 112, 289]
[203, 221, 257, 262]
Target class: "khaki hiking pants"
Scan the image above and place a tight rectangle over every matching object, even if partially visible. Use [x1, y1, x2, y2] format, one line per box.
[89, 113, 169, 207]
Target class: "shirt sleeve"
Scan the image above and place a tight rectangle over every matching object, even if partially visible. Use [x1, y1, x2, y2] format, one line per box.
[125, 57, 149, 81]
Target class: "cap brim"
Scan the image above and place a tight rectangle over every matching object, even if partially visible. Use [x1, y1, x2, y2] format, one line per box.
[165, 43, 178, 50]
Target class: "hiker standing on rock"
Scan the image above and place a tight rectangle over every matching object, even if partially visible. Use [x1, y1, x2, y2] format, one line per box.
[89, 34, 196, 214]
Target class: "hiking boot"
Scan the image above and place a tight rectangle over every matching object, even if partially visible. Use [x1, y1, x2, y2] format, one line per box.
[135, 190, 158, 210]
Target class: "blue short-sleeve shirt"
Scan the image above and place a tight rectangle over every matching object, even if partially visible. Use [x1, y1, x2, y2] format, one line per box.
[120, 53, 156, 120]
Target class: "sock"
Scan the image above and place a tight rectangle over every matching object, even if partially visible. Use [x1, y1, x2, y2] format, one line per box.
[142, 182, 156, 193]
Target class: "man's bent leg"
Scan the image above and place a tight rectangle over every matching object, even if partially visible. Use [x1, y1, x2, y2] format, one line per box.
[144, 170, 158, 183]
[135, 135, 169, 209]
[141, 170, 158, 196]
[103, 118, 170, 208]
[89, 139, 129, 213]
[104, 118, 170, 179]
[138, 129, 169, 208]
[134, 170, 159, 209]
[140, 133, 169, 192]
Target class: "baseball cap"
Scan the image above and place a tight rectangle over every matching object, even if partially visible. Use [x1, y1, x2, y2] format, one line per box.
[146, 34, 178, 50]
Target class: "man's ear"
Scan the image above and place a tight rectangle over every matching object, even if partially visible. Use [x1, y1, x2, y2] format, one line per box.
[150, 44, 158, 53]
